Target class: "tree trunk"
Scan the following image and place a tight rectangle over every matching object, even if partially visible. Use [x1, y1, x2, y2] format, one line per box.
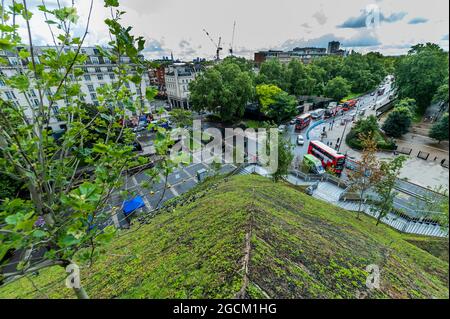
[376, 213, 382, 226]
[357, 190, 364, 219]
[73, 286, 89, 299]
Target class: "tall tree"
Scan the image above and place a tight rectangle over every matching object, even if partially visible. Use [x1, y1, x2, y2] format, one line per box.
[371, 156, 407, 226]
[382, 106, 413, 138]
[256, 84, 297, 124]
[429, 113, 449, 143]
[272, 134, 294, 183]
[395, 43, 449, 112]
[324, 76, 351, 102]
[421, 186, 449, 232]
[0, 0, 173, 298]
[433, 77, 449, 105]
[255, 59, 288, 91]
[347, 134, 382, 219]
[285, 59, 316, 96]
[311, 55, 344, 83]
[189, 62, 253, 122]
[169, 109, 193, 129]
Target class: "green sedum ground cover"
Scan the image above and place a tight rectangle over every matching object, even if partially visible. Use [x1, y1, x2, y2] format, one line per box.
[0, 175, 448, 299]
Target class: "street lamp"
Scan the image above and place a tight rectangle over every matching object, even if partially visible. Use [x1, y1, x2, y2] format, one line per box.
[337, 118, 349, 153]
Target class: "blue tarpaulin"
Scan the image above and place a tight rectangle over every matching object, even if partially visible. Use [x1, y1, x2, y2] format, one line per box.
[122, 196, 145, 216]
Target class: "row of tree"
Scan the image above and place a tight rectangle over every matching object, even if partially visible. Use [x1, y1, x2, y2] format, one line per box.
[190, 52, 393, 124]
[394, 43, 449, 113]
[256, 52, 392, 100]
[348, 134, 448, 229]
[380, 43, 449, 142]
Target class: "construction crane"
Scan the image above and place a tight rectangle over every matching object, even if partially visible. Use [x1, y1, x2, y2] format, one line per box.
[229, 21, 236, 56]
[203, 28, 223, 61]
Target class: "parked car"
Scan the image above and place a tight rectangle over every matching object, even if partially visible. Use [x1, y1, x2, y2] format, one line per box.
[297, 135, 305, 146]
[278, 125, 287, 133]
[290, 118, 297, 125]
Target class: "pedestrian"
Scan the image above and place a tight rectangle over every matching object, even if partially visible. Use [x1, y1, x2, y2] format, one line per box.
[434, 156, 437, 161]
[441, 159, 446, 165]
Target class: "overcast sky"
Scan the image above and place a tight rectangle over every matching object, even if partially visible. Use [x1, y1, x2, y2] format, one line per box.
[21, 0, 449, 60]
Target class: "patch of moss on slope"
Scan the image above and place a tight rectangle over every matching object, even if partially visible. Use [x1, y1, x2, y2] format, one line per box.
[405, 237, 449, 263]
[0, 175, 448, 299]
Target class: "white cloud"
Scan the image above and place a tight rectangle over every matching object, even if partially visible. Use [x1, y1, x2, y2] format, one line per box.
[11, 0, 450, 60]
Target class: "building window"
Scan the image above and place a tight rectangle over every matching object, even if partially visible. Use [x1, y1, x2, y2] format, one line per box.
[93, 48, 100, 55]
[90, 93, 97, 100]
[82, 67, 88, 73]
[107, 67, 113, 72]
[95, 67, 102, 73]
[87, 84, 95, 92]
[91, 57, 99, 64]
[109, 74, 115, 80]
[97, 74, 103, 81]
[33, 99, 39, 106]
[5, 91, 15, 99]
[9, 57, 19, 65]
[104, 58, 111, 64]
[84, 74, 91, 81]
[0, 79, 5, 87]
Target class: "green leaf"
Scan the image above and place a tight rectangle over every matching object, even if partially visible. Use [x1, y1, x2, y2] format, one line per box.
[5, 214, 19, 225]
[32, 229, 48, 238]
[7, 74, 30, 91]
[92, 143, 108, 154]
[59, 234, 81, 247]
[145, 87, 158, 102]
[104, 0, 120, 7]
[18, 50, 30, 59]
[0, 38, 14, 51]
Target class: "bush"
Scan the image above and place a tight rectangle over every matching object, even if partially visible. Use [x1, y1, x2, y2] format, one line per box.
[0, 173, 23, 200]
[377, 138, 396, 150]
[382, 106, 413, 137]
[346, 129, 396, 151]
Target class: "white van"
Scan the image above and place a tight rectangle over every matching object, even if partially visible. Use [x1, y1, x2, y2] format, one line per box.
[311, 109, 325, 119]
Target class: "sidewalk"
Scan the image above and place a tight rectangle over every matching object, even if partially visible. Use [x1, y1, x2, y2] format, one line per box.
[313, 108, 449, 189]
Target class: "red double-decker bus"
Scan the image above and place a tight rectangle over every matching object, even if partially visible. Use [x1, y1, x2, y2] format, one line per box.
[295, 113, 312, 131]
[307, 140, 346, 175]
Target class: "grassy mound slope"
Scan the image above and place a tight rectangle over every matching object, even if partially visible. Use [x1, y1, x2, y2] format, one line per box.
[0, 175, 448, 299]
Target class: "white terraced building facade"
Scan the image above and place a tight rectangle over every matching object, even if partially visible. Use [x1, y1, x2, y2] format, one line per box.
[165, 63, 200, 109]
[0, 46, 153, 132]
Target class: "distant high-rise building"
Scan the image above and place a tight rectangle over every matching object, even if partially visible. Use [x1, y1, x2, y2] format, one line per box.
[327, 41, 341, 54]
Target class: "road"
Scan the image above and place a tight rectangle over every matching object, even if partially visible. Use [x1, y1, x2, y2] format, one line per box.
[282, 78, 449, 189]
[285, 78, 394, 163]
